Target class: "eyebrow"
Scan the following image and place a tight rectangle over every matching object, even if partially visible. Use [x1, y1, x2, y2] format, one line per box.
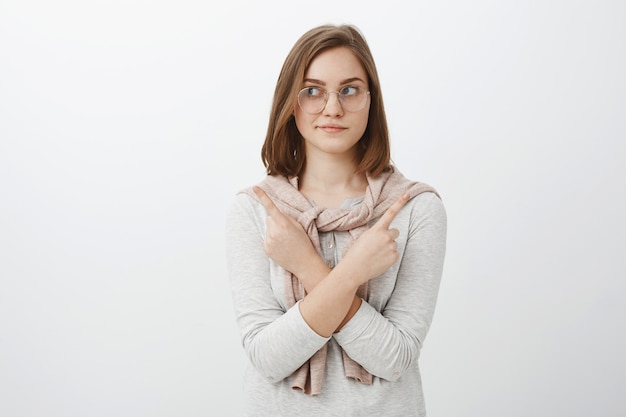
[303, 77, 366, 85]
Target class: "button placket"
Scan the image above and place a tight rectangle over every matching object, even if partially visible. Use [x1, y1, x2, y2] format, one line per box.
[322, 232, 337, 269]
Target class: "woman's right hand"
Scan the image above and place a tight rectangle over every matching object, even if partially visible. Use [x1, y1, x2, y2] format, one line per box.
[339, 193, 410, 286]
[253, 186, 322, 281]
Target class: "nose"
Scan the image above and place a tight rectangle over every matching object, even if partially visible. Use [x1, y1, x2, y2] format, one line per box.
[322, 91, 344, 117]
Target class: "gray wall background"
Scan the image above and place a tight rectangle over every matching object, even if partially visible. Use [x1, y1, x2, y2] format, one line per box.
[1, 0, 624, 416]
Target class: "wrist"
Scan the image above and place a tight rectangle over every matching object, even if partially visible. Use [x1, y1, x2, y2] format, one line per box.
[329, 258, 364, 292]
[336, 250, 372, 288]
[296, 255, 331, 291]
[335, 295, 362, 332]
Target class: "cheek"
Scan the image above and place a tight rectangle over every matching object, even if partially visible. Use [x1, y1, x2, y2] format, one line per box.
[294, 110, 313, 135]
[356, 108, 370, 134]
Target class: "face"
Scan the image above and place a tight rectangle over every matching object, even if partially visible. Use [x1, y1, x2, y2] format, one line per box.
[294, 47, 370, 161]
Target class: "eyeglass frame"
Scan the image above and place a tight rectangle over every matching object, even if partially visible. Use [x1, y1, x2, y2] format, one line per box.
[296, 86, 371, 115]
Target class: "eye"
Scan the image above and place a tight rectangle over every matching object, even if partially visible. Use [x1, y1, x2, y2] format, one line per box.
[340, 86, 360, 96]
[304, 86, 324, 97]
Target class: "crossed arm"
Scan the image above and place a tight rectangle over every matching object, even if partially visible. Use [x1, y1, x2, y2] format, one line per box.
[227, 190, 446, 381]
[252, 186, 409, 338]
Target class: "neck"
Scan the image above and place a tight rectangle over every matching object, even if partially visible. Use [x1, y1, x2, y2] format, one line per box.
[299, 153, 367, 207]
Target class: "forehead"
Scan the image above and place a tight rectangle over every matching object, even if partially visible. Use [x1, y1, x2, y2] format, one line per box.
[304, 47, 367, 83]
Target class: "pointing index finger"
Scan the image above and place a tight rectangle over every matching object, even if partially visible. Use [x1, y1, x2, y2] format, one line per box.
[376, 192, 410, 230]
[253, 186, 282, 219]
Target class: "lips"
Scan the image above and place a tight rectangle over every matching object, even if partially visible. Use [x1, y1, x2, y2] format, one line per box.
[318, 124, 346, 133]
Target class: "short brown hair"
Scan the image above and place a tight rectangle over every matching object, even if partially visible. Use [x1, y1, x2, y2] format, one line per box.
[261, 24, 391, 178]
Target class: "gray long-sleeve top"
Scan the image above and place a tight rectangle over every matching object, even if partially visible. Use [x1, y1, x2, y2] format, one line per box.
[226, 190, 447, 417]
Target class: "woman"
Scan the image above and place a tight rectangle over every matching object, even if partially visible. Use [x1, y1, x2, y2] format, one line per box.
[226, 24, 447, 417]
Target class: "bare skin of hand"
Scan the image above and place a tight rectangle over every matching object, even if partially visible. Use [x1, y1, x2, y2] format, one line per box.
[338, 192, 410, 287]
[253, 186, 325, 287]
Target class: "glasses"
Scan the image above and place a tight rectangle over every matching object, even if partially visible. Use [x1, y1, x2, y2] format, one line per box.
[297, 86, 370, 114]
